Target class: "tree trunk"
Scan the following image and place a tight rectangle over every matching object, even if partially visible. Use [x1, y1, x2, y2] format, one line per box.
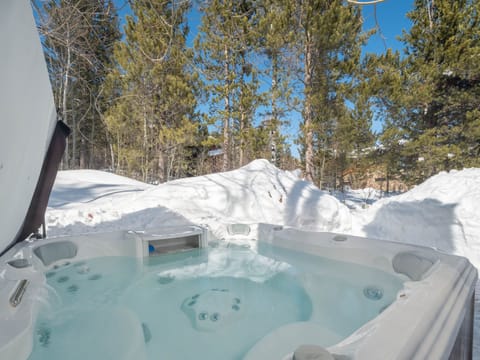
[109, 141, 115, 172]
[79, 137, 86, 168]
[271, 52, 279, 165]
[72, 112, 76, 168]
[157, 149, 164, 183]
[89, 113, 95, 168]
[116, 131, 121, 172]
[223, 45, 230, 171]
[319, 148, 326, 189]
[271, 53, 278, 122]
[239, 110, 245, 166]
[167, 148, 176, 181]
[62, 38, 71, 169]
[386, 170, 390, 194]
[142, 102, 148, 182]
[239, 52, 248, 167]
[304, 35, 315, 182]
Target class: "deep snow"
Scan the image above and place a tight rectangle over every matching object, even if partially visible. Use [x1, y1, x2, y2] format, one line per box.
[350, 169, 480, 269]
[46, 159, 479, 357]
[47, 160, 351, 239]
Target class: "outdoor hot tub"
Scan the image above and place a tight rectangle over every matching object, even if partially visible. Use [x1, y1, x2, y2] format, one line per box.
[0, 2, 477, 359]
[0, 223, 477, 359]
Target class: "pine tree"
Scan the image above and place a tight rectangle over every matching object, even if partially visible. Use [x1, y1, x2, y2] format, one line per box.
[105, 0, 198, 182]
[195, 0, 263, 171]
[257, 0, 295, 167]
[231, 1, 263, 167]
[295, 0, 369, 187]
[399, 0, 480, 181]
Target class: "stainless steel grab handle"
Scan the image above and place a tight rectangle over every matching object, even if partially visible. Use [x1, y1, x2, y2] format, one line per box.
[10, 279, 29, 307]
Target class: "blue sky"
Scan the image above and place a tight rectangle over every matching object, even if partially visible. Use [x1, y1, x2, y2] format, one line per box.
[116, 0, 414, 62]
[114, 0, 415, 157]
[361, 0, 414, 56]
[359, 0, 414, 137]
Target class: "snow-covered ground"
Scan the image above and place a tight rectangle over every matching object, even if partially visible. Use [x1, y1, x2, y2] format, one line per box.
[349, 169, 480, 269]
[46, 159, 479, 357]
[331, 187, 384, 210]
[47, 160, 351, 238]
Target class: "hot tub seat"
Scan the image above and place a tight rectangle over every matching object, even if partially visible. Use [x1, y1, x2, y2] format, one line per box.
[29, 307, 147, 360]
[33, 241, 77, 267]
[244, 322, 343, 360]
[392, 251, 438, 281]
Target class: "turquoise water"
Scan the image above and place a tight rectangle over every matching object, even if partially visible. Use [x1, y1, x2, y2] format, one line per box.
[29, 244, 404, 360]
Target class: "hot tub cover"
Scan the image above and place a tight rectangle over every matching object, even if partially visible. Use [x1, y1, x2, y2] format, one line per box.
[0, 1, 58, 254]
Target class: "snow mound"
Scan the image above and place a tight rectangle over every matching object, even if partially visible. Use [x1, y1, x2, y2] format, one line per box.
[333, 187, 384, 210]
[49, 170, 152, 208]
[46, 159, 351, 237]
[352, 168, 480, 268]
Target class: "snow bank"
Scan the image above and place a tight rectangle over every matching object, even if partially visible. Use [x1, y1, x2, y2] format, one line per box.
[333, 187, 384, 210]
[49, 170, 151, 208]
[351, 168, 480, 269]
[47, 159, 351, 238]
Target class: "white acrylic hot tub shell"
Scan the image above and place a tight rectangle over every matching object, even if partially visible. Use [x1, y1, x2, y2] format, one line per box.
[0, 231, 139, 360]
[0, 224, 476, 360]
[254, 226, 477, 360]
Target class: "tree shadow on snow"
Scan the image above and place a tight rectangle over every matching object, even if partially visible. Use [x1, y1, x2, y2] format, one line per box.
[47, 205, 194, 237]
[284, 180, 327, 228]
[168, 174, 253, 221]
[361, 198, 462, 256]
[49, 183, 145, 208]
